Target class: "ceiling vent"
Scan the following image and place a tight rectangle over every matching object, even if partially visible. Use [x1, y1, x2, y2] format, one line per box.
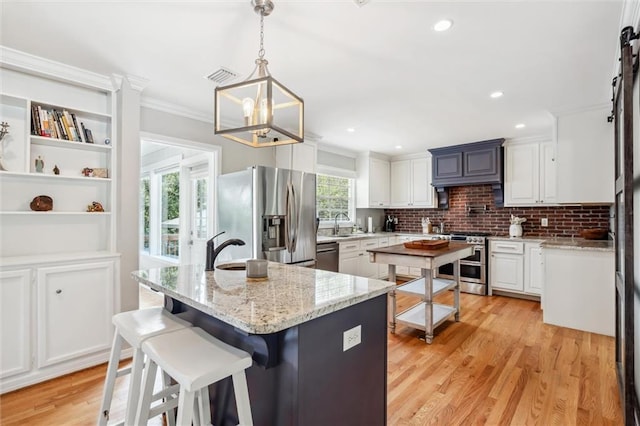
[353, 0, 371, 6]
[206, 67, 239, 85]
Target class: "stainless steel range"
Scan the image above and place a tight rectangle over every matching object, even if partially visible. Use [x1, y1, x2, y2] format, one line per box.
[433, 231, 490, 295]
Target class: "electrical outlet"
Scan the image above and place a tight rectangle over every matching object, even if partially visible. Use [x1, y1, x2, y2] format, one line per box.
[343, 325, 362, 351]
[541, 218, 548, 227]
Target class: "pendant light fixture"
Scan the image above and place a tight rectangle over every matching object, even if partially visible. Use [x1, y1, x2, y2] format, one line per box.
[214, 0, 304, 148]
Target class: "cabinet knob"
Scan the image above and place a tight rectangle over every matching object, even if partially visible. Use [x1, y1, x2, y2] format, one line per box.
[56, 289, 62, 294]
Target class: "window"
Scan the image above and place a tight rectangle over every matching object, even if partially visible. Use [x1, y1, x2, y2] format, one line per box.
[316, 173, 355, 223]
[140, 176, 150, 252]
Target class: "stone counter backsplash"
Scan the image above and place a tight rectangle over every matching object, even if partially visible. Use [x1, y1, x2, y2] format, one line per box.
[385, 184, 611, 237]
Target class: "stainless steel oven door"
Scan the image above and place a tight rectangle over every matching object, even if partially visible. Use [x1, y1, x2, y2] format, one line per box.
[437, 245, 485, 284]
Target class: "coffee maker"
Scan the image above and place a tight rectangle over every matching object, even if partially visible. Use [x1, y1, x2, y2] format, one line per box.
[385, 215, 397, 232]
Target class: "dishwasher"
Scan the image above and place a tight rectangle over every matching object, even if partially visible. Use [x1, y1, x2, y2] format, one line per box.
[316, 241, 339, 272]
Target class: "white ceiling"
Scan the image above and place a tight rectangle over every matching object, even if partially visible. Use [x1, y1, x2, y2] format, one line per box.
[0, 1, 624, 156]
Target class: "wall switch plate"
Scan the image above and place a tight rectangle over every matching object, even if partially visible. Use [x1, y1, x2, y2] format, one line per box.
[541, 218, 548, 227]
[343, 325, 362, 351]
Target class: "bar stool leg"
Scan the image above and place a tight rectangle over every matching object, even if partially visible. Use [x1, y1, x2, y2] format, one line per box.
[162, 371, 177, 426]
[98, 332, 123, 426]
[135, 357, 158, 425]
[176, 389, 196, 425]
[232, 371, 253, 426]
[196, 386, 212, 425]
[123, 347, 145, 425]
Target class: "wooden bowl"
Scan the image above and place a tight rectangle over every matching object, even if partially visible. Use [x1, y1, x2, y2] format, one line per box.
[30, 195, 53, 211]
[580, 228, 608, 240]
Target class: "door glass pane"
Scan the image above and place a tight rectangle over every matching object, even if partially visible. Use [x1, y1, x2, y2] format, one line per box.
[193, 177, 208, 239]
[161, 171, 180, 258]
[141, 177, 150, 252]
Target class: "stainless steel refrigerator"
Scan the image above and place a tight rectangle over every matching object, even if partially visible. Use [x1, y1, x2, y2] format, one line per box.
[216, 165, 317, 267]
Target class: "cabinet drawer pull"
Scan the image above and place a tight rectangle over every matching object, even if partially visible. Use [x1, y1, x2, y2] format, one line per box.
[495, 244, 517, 250]
[56, 289, 62, 294]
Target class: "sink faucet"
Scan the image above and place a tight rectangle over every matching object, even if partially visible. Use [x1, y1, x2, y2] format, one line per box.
[205, 231, 246, 271]
[334, 212, 350, 236]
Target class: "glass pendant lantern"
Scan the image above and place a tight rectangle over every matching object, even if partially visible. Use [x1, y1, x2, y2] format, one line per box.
[214, 0, 304, 148]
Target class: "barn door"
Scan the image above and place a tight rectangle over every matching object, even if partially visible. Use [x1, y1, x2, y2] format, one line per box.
[613, 25, 639, 426]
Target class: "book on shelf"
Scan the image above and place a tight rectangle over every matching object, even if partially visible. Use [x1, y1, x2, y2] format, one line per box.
[84, 127, 94, 143]
[71, 113, 86, 143]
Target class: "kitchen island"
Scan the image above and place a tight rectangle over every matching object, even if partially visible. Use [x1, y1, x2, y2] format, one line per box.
[368, 242, 474, 343]
[132, 262, 394, 426]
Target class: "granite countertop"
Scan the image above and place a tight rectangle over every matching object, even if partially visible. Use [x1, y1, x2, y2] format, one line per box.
[489, 235, 613, 252]
[131, 262, 395, 334]
[539, 237, 614, 252]
[317, 231, 437, 243]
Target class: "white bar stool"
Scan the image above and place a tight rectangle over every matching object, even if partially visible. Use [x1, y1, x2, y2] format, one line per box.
[135, 327, 254, 426]
[98, 307, 192, 426]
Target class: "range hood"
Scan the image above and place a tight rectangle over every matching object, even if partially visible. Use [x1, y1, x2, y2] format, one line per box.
[428, 138, 505, 209]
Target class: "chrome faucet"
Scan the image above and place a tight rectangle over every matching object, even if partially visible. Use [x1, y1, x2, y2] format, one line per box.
[334, 212, 350, 236]
[205, 231, 246, 271]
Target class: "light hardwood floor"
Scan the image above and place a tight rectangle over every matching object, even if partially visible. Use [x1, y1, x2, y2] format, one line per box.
[0, 291, 622, 425]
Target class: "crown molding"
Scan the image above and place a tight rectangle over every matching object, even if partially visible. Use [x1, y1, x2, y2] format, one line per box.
[389, 152, 429, 162]
[0, 46, 113, 92]
[504, 134, 552, 146]
[315, 143, 358, 158]
[140, 96, 213, 123]
[110, 74, 125, 91]
[126, 75, 150, 92]
[548, 102, 610, 117]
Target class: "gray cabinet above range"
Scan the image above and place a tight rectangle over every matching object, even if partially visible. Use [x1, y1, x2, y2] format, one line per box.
[428, 138, 505, 208]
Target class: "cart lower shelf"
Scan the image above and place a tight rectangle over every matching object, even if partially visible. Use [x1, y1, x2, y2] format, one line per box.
[395, 302, 457, 333]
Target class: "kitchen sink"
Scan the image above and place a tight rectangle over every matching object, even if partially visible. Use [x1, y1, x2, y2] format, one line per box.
[216, 262, 246, 271]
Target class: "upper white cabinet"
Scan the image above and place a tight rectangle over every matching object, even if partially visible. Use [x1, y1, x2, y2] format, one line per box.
[504, 140, 557, 206]
[390, 156, 436, 208]
[555, 107, 614, 204]
[356, 155, 390, 208]
[275, 141, 316, 174]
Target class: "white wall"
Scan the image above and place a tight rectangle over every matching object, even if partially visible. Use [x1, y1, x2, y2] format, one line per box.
[139, 107, 275, 174]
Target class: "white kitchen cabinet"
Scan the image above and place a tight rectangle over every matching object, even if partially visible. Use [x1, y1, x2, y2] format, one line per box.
[543, 248, 614, 335]
[490, 239, 542, 298]
[358, 238, 380, 278]
[390, 157, 436, 208]
[338, 237, 388, 278]
[504, 140, 556, 206]
[0, 255, 119, 393]
[37, 261, 115, 367]
[338, 240, 361, 276]
[555, 107, 614, 204]
[490, 252, 524, 292]
[356, 155, 390, 208]
[524, 243, 543, 295]
[0, 269, 31, 379]
[394, 235, 424, 277]
[275, 141, 316, 174]
[376, 237, 390, 278]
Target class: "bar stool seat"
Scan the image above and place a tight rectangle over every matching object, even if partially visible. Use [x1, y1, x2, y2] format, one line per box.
[98, 307, 192, 426]
[136, 327, 254, 426]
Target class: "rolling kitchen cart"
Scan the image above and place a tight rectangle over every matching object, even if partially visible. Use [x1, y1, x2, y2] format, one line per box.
[368, 242, 473, 344]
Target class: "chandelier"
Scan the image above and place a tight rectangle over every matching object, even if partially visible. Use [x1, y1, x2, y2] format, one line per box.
[214, 0, 304, 148]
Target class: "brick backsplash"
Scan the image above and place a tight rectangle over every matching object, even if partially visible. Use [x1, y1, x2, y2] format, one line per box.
[384, 185, 611, 237]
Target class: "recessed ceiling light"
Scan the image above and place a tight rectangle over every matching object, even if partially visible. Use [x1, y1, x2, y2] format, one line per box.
[346, 128, 355, 133]
[490, 91, 504, 99]
[515, 123, 526, 129]
[433, 19, 453, 32]
[395, 145, 403, 150]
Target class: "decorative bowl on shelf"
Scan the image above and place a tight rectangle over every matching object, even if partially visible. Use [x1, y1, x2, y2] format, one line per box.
[30, 195, 53, 211]
[580, 228, 608, 240]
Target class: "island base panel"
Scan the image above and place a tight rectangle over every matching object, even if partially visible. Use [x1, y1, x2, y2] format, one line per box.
[167, 294, 388, 426]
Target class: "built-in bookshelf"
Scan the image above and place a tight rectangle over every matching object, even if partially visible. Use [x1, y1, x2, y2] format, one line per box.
[0, 75, 115, 259]
[0, 56, 121, 393]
